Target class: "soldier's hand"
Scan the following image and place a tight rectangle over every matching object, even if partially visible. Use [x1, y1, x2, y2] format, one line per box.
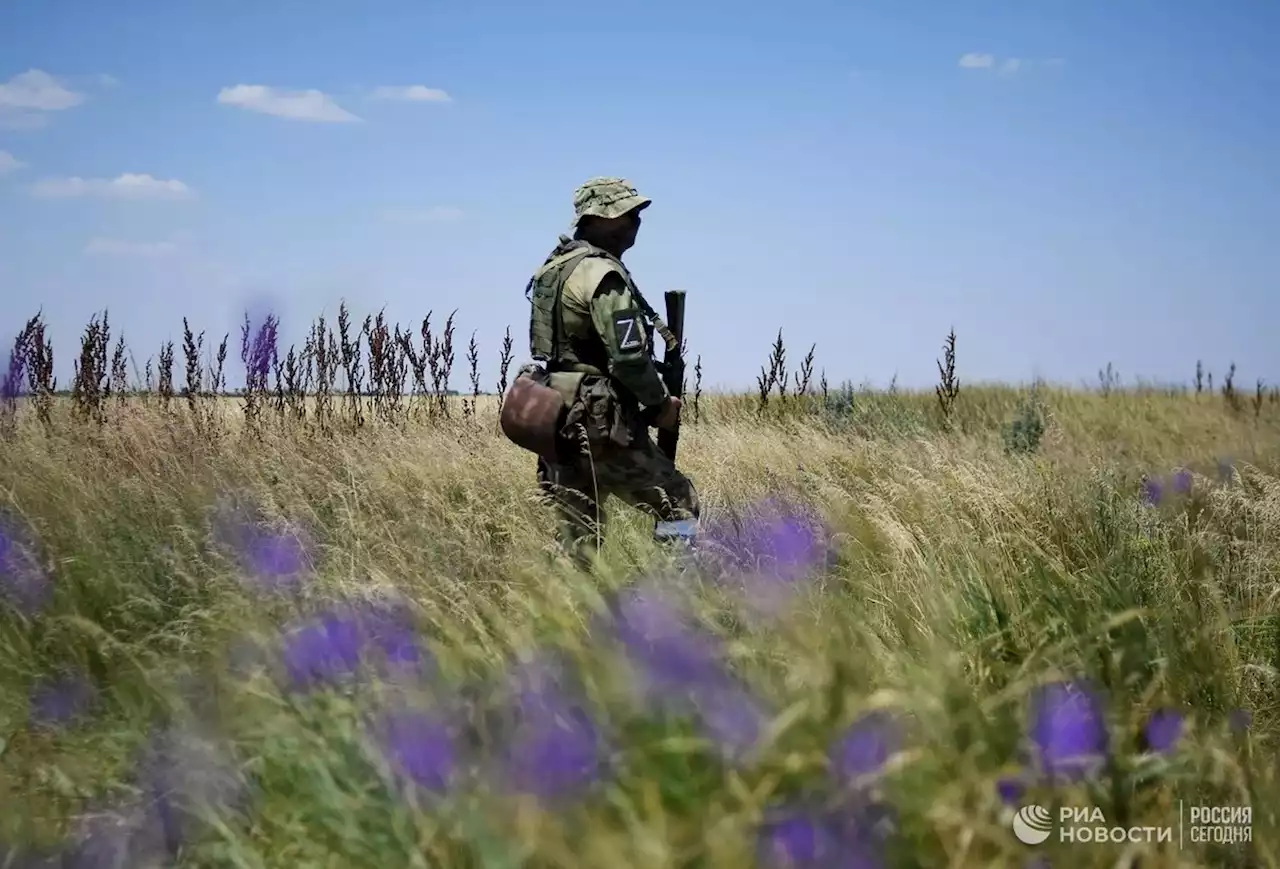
[655, 396, 682, 431]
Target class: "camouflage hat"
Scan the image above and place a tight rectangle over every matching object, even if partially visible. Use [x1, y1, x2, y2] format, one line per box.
[571, 177, 651, 226]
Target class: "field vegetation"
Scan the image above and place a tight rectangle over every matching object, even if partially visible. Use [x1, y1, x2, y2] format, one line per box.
[1, 306, 1277, 868]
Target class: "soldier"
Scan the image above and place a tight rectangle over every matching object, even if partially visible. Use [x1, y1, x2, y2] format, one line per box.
[522, 177, 699, 570]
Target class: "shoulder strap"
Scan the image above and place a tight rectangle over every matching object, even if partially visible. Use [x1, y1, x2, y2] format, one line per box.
[560, 240, 680, 355]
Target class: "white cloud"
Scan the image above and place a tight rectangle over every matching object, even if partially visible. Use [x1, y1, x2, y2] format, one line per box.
[381, 205, 464, 223]
[216, 84, 361, 122]
[97, 74, 121, 88]
[0, 150, 25, 174]
[370, 85, 452, 102]
[959, 54, 1064, 75]
[0, 69, 84, 110]
[0, 70, 85, 130]
[84, 237, 179, 257]
[29, 173, 196, 200]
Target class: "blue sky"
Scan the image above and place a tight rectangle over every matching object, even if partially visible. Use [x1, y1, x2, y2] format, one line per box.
[1, 0, 1276, 393]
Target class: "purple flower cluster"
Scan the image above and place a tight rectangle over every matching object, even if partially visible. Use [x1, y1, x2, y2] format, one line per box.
[996, 775, 1025, 806]
[1140, 477, 1161, 506]
[280, 599, 427, 692]
[1140, 467, 1197, 507]
[240, 312, 279, 393]
[758, 710, 903, 866]
[1142, 707, 1184, 754]
[211, 499, 313, 597]
[606, 583, 767, 761]
[2, 344, 25, 403]
[243, 529, 310, 591]
[374, 706, 458, 794]
[698, 497, 830, 617]
[830, 710, 899, 787]
[1028, 680, 1109, 780]
[0, 514, 51, 617]
[602, 573, 906, 866]
[500, 657, 607, 801]
[995, 682, 1194, 808]
[29, 670, 98, 728]
[366, 651, 613, 805]
[758, 803, 890, 869]
[759, 719, 901, 869]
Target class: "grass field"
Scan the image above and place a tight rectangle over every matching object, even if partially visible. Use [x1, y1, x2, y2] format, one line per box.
[1, 352, 1278, 867]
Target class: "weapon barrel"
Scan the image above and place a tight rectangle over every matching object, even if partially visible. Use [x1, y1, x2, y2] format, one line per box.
[657, 290, 686, 460]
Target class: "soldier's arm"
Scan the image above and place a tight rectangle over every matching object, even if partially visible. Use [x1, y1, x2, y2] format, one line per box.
[589, 271, 669, 409]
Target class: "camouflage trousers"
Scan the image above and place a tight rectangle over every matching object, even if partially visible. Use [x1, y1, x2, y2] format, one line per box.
[536, 378, 699, 570]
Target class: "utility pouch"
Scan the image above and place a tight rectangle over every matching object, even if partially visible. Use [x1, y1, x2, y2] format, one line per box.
[575, 376, 633, 449]
[500, 365, 568, 463]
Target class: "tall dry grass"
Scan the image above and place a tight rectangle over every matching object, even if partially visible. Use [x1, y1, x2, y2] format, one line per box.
[0, 307, 1277, 868]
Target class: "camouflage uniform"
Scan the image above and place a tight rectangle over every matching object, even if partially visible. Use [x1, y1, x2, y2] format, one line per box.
[524, 177, 699, 568]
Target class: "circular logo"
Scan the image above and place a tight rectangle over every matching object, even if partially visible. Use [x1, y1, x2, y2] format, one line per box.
[1012, 805, 1054, 845]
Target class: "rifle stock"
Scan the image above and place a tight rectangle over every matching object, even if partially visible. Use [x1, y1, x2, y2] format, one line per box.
[657, 290, 686, 461]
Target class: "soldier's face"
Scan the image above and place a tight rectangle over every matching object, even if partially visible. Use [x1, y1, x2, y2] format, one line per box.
[615, 209, 642, 253]
[583, 211, 642, 254]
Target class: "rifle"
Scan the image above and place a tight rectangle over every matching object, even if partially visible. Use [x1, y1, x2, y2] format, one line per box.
[657, 290, 686, 461]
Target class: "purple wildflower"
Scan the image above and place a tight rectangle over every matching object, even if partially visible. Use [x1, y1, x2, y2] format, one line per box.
[502, 657, 606, 800]
[377, 707, 456, 793]
[281, 610, 365, 691]
[2, 345, 24, 403]
[757, 804, 885, 869]
[605, 585, 772, 760]
[1142, 708, 1184, 754]
[0, 515, 51, 617]
[1028, 681, 1108, 781]
[759, 812, 841, 868]
[277, 598, 430, 692]
[1171, 469, 1193, 495]
[506, 707, 603, 800]
[29, 672, 97, 728]
[608, 584, 731, 694]
[1228, 708, 1251, 735]
[508, 654, 568, 716]
[830, 710, 899, 787]
[699, 497, 829, 614]
[996, 776, 1025, 806]
[360, 600, 427, 675]
[694, 683, 767, 761]
[242, 530, 308, 593]
[209, 496, 314, 596]
[1140, 478, 1163, 507]
[240, 311, 279, 393]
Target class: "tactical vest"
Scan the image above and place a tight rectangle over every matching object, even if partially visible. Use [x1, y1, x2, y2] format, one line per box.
[525, 235, 676, 375]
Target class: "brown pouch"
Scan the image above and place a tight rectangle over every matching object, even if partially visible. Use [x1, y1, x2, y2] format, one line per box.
[501, 370, 568, 462]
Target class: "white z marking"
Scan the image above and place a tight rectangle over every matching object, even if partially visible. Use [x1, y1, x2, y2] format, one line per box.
[618, 317, 642, 350]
